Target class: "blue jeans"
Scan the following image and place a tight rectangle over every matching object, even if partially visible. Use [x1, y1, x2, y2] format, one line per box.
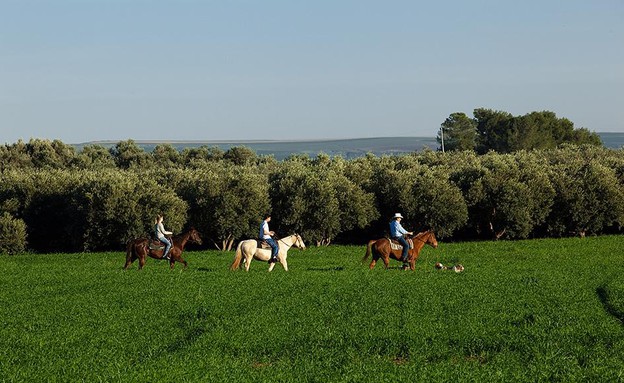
[264, 237, 279, 258]
[159, 237, 172, 257]
[393, 236, 409, 261]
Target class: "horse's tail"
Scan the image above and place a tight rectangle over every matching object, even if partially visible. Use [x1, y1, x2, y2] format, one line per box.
[362, 239, 376, 262]
[230, 241, 244, 270]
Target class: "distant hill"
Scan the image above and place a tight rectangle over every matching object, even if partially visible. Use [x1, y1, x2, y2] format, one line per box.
[596, 133, 624, 149]
[76, 133, 623, 160]
[75, 137, 439, 160]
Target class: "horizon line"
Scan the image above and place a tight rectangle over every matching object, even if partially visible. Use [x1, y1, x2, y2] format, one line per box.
[74, 136, 438, 145]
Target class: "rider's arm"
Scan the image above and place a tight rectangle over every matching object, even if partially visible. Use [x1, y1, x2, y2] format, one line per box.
[397, 222, 408, 236]
[158, 222, 173, 236]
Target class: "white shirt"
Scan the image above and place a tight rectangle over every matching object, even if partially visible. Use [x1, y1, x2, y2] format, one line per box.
[259, 220, 271, 239]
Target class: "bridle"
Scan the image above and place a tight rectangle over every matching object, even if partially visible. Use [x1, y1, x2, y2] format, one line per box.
[278, 235, 293, 247]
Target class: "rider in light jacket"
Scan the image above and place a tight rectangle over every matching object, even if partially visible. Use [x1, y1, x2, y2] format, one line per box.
[154, 215, 173, 260]
[389, 213, 413, 264]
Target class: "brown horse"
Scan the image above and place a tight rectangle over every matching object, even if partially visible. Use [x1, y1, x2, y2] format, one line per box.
[363, 230, 438, 271]
[124, 227, 202, 270]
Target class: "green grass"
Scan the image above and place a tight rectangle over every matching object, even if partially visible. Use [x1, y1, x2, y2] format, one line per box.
[1, 236, 624, 382]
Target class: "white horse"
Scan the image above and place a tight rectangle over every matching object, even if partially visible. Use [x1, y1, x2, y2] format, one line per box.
[230, 234, 306, 272]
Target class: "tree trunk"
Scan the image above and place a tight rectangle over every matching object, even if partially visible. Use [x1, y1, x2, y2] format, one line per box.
[316, 238, 331, 246]
[226, 237, 235, 251]
[212, 240, 222, 251]
[221, 234, 233, 251]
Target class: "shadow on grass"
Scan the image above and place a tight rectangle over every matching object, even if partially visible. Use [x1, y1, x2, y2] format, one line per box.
[165, 305, 212, 354]
[596, 286, 624, 327]
[133, 305, 213, 365]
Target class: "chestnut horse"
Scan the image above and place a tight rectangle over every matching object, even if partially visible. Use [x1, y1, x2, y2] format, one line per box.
[363, 230, 438, 271]
[230, 234, 306, 272]
[124, 227, 202, 270]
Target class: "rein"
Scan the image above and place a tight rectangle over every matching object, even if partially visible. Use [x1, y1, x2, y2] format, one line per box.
[278, 235, 295, 247]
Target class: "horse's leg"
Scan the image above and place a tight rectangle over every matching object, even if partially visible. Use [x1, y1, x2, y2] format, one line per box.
[138, 254, 146, 270]
[382, 256, 390, 269]
[169, 248, 185, 270]
[268, 252, 278, 272]
[369, 252, 379, 270]
[368, 244, 378, 270]
[124, 242, 133, 270]
[123, 252, 136, 270]
[281, 257, 288, 271]
[171, 256, 187, 270]
[169, 250, 177, 270]
[244, 252, 252, 272]
[368, 259, 377, 270]
[381, 251, 391, 269]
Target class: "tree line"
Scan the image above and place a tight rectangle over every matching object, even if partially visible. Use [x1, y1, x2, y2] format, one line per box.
[2, 138, 624, 254]
[436, 108, 601, 153]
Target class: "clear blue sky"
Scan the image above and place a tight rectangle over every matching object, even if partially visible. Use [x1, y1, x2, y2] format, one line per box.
[1, 0, 623, 144]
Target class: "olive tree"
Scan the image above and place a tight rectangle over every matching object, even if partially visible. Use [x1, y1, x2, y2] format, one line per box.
[0, 212, 27, 254]
[177, 165, 270, 250]
[547, 158, 624, 237]
[109, 139, 151, 169]
[74, 170, 188, 251]
[400, 167, 468, 238]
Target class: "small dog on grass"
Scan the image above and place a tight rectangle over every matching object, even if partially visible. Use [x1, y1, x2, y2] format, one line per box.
[435, 262, 465, 273]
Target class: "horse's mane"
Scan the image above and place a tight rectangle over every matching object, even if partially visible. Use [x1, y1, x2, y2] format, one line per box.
[414, 230, 430, 237]
[172, 227, 196, 237]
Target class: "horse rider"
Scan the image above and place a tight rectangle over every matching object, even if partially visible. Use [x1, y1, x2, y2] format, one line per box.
[389, 213, 413, 264]
[259, 214, 279, 263]
[154, 214, 173, 260]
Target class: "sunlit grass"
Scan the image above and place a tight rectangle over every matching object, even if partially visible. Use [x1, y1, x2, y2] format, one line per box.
[1, 236, 623, 382]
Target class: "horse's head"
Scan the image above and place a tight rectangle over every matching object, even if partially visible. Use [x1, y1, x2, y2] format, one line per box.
[426, 230, 438, 248]
[189, 227, 203, 245]
[293, 234, 306, 250]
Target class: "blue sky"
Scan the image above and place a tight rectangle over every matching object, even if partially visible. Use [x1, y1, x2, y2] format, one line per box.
[1, 0, 623, 144]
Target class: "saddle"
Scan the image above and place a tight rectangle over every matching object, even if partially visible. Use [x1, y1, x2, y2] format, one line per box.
[256, 239, 272, 250]
[389, 238, 413, 251]
[148, 239, 166, 251]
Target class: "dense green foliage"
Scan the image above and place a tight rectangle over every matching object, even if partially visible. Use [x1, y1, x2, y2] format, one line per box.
[1, 237, 623, 382]
[436, 109, 602, 153]
[0, 212, 27, 254]
[3, 139, 624, 251]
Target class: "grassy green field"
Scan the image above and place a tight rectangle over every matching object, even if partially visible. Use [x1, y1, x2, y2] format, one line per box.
[1, 236, 623, 382]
